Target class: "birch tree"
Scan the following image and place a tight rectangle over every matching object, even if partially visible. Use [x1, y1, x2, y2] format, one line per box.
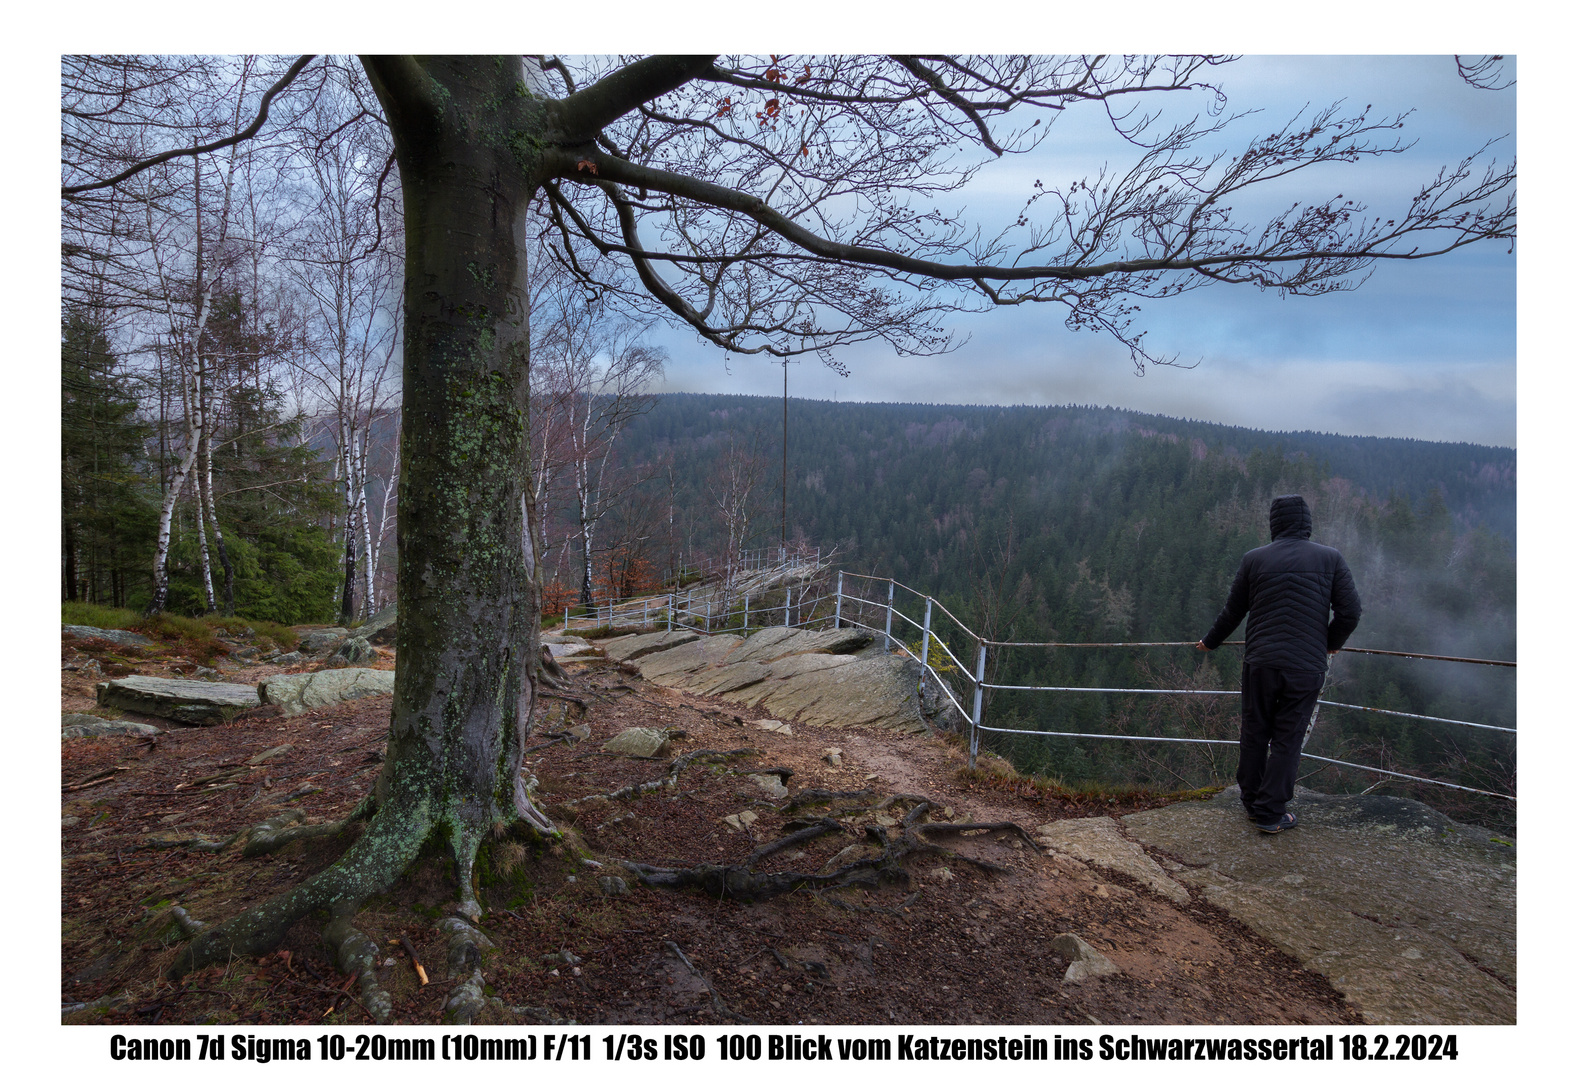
[533, 299, 665, 608]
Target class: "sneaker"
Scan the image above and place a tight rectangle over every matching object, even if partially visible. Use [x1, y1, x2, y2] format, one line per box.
[1254, 812, 1298, 834]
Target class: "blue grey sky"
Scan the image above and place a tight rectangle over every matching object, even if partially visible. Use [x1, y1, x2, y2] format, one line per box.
[652, 55, 1517, 447]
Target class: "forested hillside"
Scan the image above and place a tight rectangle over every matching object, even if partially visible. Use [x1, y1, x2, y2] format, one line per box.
[611, 393, 1517, 826]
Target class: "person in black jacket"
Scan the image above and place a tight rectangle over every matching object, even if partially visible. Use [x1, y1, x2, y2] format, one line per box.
[1197, 494, 1362, 834]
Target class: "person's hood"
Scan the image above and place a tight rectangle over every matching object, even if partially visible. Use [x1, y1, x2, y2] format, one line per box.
[1269, 495, 1312, 541]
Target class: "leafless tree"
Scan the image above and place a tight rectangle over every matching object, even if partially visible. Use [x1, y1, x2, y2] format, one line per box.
[280, 62, 402, 622]
[531, 295, 665, 607]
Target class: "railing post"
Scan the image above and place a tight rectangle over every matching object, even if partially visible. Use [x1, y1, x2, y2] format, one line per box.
[563, 604, 569, 632]
[743, 592, 750, 636]
[785, 586, 791, 627]
[668, 592, 674, 632]
[921, 596, 933, 670]
[834, 571, 843, 628]
[884, 579, 895, 651]
[969, 642, 987, 770]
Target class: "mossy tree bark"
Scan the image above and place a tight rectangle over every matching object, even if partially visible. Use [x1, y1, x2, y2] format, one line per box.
[175, 58, 559, 974]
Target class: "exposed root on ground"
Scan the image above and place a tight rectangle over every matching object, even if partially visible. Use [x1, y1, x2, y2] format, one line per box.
[621, 795, 1040, 902]
[323, 917, 393, 1022]
[666, 940, 749, 1022]
[169, 787, 437, 979]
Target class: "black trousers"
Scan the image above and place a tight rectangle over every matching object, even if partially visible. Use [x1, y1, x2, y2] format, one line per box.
[1237, 664, 1325, 823]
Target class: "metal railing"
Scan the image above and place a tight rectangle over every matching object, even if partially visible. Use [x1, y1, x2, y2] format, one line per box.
[830, 571, 1516, 803]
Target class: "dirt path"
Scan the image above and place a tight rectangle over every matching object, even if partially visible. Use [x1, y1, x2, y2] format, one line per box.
[61, 645, 1358, 1026]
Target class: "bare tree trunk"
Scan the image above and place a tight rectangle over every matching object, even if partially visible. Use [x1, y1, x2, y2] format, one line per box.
[338, 415, 358, 625]
[356, 429, 377, 617]
[200, 423, 236, 615]
[370, 450, 397, 609]
[148, 365, 205, 615]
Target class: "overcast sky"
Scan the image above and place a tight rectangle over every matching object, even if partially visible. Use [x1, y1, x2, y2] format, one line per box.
[651, 56, 1517, 447]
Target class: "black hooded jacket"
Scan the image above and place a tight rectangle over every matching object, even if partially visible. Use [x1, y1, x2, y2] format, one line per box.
[1202, 496, 1363, 672]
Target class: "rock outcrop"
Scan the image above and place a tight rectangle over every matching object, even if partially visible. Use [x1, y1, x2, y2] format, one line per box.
[356, 605, 398, 645]
[258, 668, 396, 717]
[1121, 786, 1516, 1025]
[62, 713, 161, 738]
[617, 627, 949, 734]
[95, 676, 260, 724]
[1034, 816, 1190, 904]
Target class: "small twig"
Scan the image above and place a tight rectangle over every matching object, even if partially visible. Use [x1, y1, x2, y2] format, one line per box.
[322, 973, 357, 1017]
[395, 934, 428, 985]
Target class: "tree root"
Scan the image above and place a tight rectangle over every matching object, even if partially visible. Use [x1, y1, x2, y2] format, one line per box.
[323, 917, 393, 1023]
[170, 791, 433, 978]
[241, 808, 360, 858]
[437, 915, 497, 1024]
[623, 796, 1039, 902]
[666, 940, 749, 1022]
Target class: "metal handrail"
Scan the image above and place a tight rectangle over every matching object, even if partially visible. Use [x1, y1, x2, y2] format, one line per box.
[831, 571, 1516, 802]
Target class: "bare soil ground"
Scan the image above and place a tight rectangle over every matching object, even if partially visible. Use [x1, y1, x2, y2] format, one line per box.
[60, 636, 1359, 1026]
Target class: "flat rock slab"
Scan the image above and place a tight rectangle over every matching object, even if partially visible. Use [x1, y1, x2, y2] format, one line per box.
[1035, 817, 1190, 904]
[64, 625, 154, 649]
[62, 713, 161, 738]
[724, 653, 930, 734]
[636, 635, 744, 681]
[258, 669, 395, 717]
[1122, 787, 1516, 1024]
[731, 626, 871, 663]
[686, 661, 772, 696]
[96, 676, 260, 724]
[601, 630, 700, 663]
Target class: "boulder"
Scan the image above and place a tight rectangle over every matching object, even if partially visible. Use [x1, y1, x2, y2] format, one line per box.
[356, 604, 398, 645]
[259, 668, 396, 717]
[326, 635, 378, 668]
[95, 676, 260, 725]
[298, 627, 351, 654]
[270, 651, 306, 666]
[63, 625, 153, 649]
[746, 772, 789, 799]
[1049, 934, 1120, 983]
[602, 727, 671, 758]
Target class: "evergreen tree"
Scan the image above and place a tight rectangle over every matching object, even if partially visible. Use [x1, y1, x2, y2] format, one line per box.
[61, 311, 156, 606]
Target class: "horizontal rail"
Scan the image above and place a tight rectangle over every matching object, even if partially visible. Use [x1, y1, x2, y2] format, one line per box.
[973, 724, 1513, 801]
[978, 682, 1514, 734]
[982, 683, 1240, 697]
[983, 637, 1513, 667]
[1312, 699, 1516, 734]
